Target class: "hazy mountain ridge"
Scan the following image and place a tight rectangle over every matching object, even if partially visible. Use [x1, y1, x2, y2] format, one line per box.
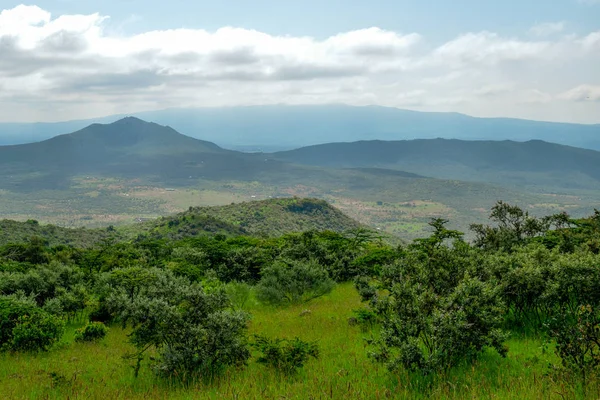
[0, 117, 297, 191]
[272, 138, 600, 190]
[1, 105, 599, 151]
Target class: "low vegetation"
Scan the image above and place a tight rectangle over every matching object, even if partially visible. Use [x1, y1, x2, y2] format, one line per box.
[1, 200, 600, 398]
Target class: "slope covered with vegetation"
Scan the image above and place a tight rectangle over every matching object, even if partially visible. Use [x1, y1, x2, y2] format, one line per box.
[144, 198, 365, 240]
[0, 219, 121, 248]
[273, 138, 600, 190]
[1, 202, 600, 399]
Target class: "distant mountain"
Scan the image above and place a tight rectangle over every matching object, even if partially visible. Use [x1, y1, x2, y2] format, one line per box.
[1, 105, 599, 150]
[272, 138, 600, 191]
[0, 117, 294, 191]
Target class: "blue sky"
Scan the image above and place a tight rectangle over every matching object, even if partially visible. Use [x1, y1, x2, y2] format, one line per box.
[5, 0, 599, 39]
[0, 0, 598, 123]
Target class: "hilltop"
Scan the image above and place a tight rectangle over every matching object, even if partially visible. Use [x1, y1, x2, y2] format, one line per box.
[273, 138, 600, 190]
[144, 198, 365, 240]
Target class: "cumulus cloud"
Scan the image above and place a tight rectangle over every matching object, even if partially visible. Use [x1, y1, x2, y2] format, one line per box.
[0, 5, 599, 123]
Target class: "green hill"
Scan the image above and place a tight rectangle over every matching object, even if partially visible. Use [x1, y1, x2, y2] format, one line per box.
[0, 198, 366, 245]
[273, 138, 600, 190]
[144, 198, 365, 240]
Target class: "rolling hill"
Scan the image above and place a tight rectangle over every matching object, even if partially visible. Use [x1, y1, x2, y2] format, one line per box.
[0, 198, 366, 246]
[1, 105, 599, 151]
[143, 198, 365, 240]
[272, 138, 600, 191]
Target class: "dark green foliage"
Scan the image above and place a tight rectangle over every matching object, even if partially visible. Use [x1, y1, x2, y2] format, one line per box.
[74, 322, 108, 342]
[547, 305, 600, 383]
[149, 198, 364, 241]
[104, 268, 250, 379]
[0, 295, 64, 352]
[256, 259, 335, 306]
[252, 335, 319, 374]
[357, 219, 507, 374]
[0, 220, 121, 248]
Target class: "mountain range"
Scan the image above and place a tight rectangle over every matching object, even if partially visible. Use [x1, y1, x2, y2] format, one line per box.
[1, 116, 599, 240]
[272, 139, 600, 191]
[1, 105, 599, 151]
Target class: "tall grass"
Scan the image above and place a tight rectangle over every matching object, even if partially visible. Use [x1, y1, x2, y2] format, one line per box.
[0, 284, 597, 399]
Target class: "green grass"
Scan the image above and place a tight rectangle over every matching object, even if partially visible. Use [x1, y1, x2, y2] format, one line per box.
[1, 284, 598, 399]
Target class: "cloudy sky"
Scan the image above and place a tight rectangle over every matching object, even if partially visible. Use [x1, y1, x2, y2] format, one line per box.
[0, 0, 599, 123]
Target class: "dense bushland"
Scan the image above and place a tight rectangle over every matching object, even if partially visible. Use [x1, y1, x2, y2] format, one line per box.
[1, 201, 600, 396]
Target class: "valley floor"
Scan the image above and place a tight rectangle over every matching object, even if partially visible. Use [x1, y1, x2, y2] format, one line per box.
[0, 284, 595, 399]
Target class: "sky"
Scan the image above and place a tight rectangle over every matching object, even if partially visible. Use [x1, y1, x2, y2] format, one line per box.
[0, 0, 599, 123]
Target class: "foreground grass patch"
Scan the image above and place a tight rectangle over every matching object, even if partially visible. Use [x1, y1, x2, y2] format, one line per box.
[0, 284, 597, 399]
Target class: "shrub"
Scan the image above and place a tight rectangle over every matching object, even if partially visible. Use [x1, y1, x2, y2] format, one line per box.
[256, 259, 334, 306]
[252, 335, 319, 375]
[547, 305, 600, 385]
[104, 268, 250, 379]
[74, 322, 109, 343]
[9, 313, 64, 352]
[357, 220, 507, 374]
[350, 308, 378, 330]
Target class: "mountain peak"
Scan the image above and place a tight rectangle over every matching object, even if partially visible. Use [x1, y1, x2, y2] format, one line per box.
[109, 116, 154, 126]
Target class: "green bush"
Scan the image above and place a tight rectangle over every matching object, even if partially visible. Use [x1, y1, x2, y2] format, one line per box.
[104, 268, 250, 379]
[256, 259, 334, 306]
[252, 335, 319, 375]
[74, 322, 109, 343]
[8, 313, 64, 352]
[357, 220, 507, 374]
[547, 305, 600, 384]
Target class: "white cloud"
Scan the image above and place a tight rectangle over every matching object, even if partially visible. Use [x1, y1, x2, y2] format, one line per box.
[0, 5, 599, 123]
[559, 85, 600, 102]
[529, 22, 565, 37]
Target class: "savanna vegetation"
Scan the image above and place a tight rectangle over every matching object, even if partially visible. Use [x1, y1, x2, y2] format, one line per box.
[1, 199, 600, 399]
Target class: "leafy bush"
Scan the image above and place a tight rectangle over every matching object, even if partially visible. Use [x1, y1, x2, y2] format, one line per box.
[256, 259, 334, 306]
[74, 322, 109, 343]
[104, 268, 250, 379]
[547, 305, 600, 384]
[252, 335, 319, 374]
[349, 308, 378, 330]
[9, 313, 65, 352]
[0, 294, 64, 352]
[357, 220, 507, 374]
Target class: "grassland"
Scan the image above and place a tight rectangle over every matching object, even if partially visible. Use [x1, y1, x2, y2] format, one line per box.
[0, 283, 595, 400]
